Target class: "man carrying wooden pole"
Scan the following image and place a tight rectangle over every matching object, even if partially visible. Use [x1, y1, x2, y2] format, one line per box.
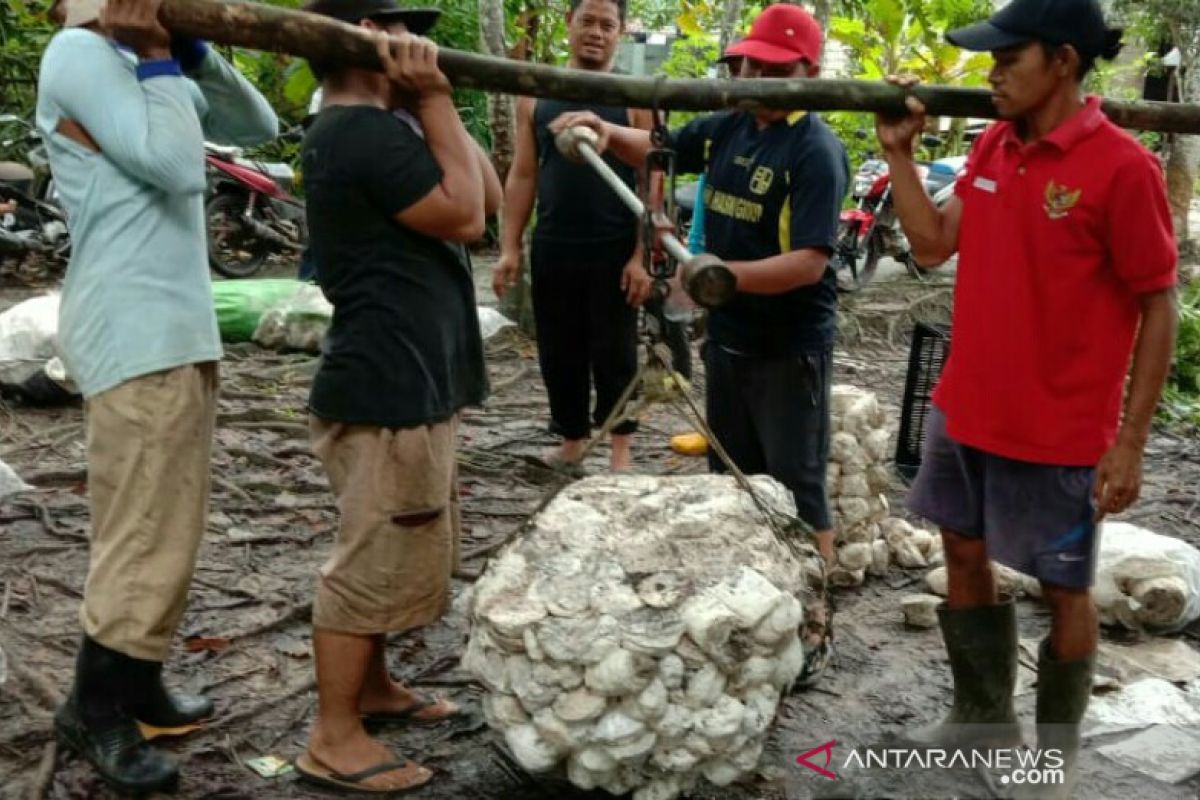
[877, 1, 1179, 796]
[42, 0, 277, 793]
[293, 0, 498, 793]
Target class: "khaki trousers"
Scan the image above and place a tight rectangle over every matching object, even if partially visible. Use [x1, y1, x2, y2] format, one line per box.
[310, 416, 461, 636]
[81, 363, 218, 661]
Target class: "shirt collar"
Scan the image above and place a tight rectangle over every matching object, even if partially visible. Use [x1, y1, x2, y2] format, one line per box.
[999, 95, 1104, 153]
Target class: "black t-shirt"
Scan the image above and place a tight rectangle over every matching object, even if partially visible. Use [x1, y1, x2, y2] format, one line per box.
[301, 105, 487, 427]
[532, 97, 639, 251]
[672, 111, 850, 356]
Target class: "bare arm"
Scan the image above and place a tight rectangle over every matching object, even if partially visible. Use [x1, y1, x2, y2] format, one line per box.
[613, 108, 656, 305]
[380, 36, 484, 242]
[499, 97, 538, 258]
[547, 110, 652, 168]
[1119, 288, 1179, 448]
[876, 87, 961, 267]
[727, 249, 830, 294]
[885, 153, 963, 267]
[1094, 287, 1179, 518]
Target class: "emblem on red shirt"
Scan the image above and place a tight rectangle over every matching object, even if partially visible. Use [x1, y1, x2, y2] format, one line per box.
[1044, 180, 1082, 220]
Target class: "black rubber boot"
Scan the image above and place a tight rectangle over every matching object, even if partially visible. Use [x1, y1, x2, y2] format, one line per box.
[1011, 639, 1095, 799]
[125, 658, 214, 729]
[54, 637, 179, 795]
[895, 600, 1023, 751]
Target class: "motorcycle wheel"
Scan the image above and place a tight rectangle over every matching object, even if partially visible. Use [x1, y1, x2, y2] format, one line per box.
[903, 254, 932, 282]
[206, 192, 272, 279]
[836, 226, 883, 293]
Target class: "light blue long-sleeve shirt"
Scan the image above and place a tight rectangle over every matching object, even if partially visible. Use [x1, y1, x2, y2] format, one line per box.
[36, 29, 278, 397]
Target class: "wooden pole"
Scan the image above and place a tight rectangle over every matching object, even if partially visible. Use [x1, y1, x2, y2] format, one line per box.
[160, 0, 1200, 134]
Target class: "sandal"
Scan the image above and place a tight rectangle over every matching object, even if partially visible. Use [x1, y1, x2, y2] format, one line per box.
[523, 452, 586, 478]
[294, 751, 431, 795]
[362, 694, 459, 726]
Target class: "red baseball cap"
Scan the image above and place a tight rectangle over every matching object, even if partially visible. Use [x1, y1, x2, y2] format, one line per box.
[724, 4, 822, 65]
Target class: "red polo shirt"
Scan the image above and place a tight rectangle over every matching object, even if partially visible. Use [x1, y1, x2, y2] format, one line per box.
[935, 96, 1177, 466]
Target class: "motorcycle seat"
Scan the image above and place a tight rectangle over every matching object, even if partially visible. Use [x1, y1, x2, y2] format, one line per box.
[205, 142, 242, 158]
[0, 161, 34, 184]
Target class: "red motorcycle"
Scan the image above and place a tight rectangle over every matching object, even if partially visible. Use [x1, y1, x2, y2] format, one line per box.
[204, 132, 306, 279]
[833, 159, 931, 292]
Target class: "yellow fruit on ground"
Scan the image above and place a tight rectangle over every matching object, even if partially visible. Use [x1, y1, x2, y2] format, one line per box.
[670, 432, 709, 456]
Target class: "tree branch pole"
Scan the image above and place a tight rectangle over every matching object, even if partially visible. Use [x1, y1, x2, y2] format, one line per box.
[161, 0, 1200, 134]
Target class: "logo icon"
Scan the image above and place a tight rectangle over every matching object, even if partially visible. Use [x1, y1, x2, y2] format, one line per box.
[750, 165, 775, 195]
[1044, 180, 1081, 220]
[796, 740, 838, 780]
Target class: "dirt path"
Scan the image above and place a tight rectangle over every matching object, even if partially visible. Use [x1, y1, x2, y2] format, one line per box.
[1, 265, 1198, 800]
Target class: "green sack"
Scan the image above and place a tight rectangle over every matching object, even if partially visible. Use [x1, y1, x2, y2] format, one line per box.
[211, 278, 306, 342]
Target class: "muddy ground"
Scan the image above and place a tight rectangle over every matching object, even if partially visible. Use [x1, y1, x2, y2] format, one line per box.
[1, 259, 1199, 800]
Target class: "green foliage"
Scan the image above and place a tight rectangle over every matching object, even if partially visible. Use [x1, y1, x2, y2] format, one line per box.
[825, 111, 878, 179]
[0, 1, 56, 131]
[831, 0, 993, 86]
[658, 31, 719, 130]
[1161, 280, 1200, 428]
[1113, 0, 1200, 102]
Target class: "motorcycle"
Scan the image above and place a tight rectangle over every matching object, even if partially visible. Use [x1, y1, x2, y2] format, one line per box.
[833, 135, 960, 292]
[204, 127, 306, 279]
[0, 115, 70, 275]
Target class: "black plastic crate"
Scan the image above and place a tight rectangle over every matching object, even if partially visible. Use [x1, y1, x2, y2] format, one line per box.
[895, 322, 951, 480]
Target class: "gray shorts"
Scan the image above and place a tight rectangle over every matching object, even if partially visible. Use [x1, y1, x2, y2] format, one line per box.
[907, 408, 1099, 589]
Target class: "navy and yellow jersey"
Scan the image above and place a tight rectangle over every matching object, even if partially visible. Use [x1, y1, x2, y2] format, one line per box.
[670, 111, 850, 356]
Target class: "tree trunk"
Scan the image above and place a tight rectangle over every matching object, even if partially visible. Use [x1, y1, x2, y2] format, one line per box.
[717, 0, 745, 58]
[157, 0, 1200, 133]
[1166, 134, 1199, 246]
[481, 0, 530, 333]
[810, 0, 832, 51]
[479, 0, 515, 181]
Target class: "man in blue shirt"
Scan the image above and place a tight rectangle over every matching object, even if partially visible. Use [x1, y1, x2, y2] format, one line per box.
[38, 0, 276, 792]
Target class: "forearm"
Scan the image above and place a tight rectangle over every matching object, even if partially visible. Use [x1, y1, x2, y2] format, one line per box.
[418, 94, 484, 220]
[191, 50, 278, 145]
[1119, 288, 1179, 447]
[607, 124, 653, 169]
[728, 250, 829, 294]
[884, 151, 949, 265]
[500, 172, 536, 255]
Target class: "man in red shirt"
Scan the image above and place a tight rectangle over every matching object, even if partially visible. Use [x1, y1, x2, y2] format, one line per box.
[876, 0, 1178, 795]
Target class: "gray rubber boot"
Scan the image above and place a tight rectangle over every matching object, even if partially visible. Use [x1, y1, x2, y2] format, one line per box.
[1011, 639, 1095, 799]
[895, 599, 1023, 752]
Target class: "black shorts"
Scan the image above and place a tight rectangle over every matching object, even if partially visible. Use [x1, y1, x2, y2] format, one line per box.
[703, 343, 833, 531]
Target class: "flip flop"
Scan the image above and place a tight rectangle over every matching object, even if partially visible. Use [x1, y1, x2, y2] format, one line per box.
[294, 751, 431, 795]
[363, 694, 460, 726]
[522, 453, 586, 478]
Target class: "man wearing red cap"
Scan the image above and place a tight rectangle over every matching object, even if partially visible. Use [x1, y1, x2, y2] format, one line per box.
[552, 3, 849, 682]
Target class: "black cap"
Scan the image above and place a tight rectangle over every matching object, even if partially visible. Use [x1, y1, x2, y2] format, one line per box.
[303, 0, 440, 35]
[947, 0, 1116, 59]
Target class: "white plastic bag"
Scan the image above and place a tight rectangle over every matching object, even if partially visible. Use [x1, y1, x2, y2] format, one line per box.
[0, 294, 60, 385]
[1094, 522, 1200, 632]
[252, 285, 333, 354]
[0, 457, 33, 501]
[477, 307, 514, 340]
